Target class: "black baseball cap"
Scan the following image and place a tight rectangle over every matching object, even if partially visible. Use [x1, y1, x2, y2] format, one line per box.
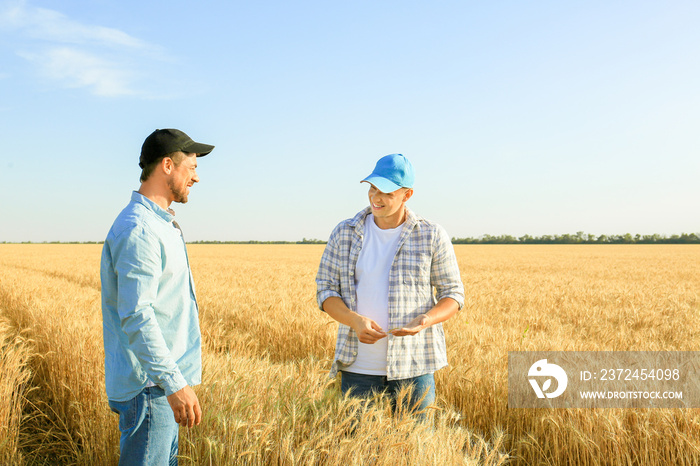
[139, 129, 215, 169]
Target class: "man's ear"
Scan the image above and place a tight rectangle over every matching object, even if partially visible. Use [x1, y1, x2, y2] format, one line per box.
[161, 156, 174, 175]
[403, 188, 414, 202]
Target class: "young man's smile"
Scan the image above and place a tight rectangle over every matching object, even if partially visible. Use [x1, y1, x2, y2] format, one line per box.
[367, 184, 413, 229]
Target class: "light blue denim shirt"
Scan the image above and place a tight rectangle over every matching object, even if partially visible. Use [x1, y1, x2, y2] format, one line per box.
[101, 191, 201, 402]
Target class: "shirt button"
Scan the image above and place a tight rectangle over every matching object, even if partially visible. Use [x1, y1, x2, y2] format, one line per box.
[352, 351, 357, 356]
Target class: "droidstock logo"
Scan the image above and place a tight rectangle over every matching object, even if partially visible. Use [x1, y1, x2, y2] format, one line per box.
[528, 359, 568, 399]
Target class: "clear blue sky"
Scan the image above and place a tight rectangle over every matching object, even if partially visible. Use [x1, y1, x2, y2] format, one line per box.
[1, 0, 698, 242]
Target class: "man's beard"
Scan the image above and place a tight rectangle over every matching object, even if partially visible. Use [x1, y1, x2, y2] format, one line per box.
[168, 178, 189, 204]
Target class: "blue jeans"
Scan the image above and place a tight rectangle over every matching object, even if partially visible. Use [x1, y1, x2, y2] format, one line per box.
[108, 386, 179, 466]
[340, 371, 436, 414]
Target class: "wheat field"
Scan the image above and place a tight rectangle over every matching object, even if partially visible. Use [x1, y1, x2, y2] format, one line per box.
[1, 244, 699, 465]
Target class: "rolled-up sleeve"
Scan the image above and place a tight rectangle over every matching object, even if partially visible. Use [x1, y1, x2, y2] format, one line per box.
[315, 225, 344, 310]
[430, 225, 465, 309]
[112, 227, 188, 396]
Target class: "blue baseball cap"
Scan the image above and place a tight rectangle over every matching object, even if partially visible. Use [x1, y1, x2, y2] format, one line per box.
[360, 154, 415, 193]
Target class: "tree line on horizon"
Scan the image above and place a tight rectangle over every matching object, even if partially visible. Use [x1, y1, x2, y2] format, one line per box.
[451, 232, 700, 244]
[2, 233, 699, 245]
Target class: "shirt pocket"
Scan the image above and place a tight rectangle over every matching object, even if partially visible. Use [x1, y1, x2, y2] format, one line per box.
[397, 248, 432, 285]
[161, 235, 188, 277]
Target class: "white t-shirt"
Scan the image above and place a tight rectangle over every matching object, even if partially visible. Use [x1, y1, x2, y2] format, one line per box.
[344, 214, 403, 375]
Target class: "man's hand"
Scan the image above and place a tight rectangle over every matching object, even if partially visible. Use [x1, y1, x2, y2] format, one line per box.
[351, 315, 387, 344]
[166, 385, 202, 428]
[322, 296, 387, 344]
[390, 314, 432, 337]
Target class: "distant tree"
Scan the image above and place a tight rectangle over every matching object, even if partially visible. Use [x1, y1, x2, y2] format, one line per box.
[518, 234, 533, 243]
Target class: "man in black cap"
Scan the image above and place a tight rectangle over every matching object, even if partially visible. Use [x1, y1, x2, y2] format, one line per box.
[100, 129, 214, 465]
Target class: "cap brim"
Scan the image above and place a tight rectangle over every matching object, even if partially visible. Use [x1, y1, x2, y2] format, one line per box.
[182, 141, 215, 157]
[360, 176, 402, 193]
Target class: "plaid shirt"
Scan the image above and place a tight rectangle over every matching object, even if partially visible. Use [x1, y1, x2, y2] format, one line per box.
[316, 207, 464, 380]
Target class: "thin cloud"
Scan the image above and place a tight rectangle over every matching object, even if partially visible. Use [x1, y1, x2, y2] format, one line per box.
[1, 0, 169, 97]
[2, 2, 155, 50]
[19, 47, 139, 97]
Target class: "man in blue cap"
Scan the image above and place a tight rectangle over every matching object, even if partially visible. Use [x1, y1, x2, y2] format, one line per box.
[316, 153, 464, 414]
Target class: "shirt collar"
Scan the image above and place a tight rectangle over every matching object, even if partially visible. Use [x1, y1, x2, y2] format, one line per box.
[130, 191, 174, 223]
[350, 206, 418, 235]
[350, 206, 372, 233]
